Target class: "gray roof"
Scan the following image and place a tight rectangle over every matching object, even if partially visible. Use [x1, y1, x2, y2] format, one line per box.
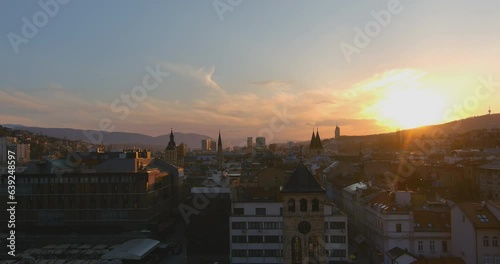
[281, 163, 325, 193]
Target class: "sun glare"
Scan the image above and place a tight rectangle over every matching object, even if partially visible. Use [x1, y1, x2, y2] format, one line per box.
[374, 88, 447, 130]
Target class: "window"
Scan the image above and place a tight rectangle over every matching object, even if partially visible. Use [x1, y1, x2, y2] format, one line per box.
[255, 208, 266, 215]
[248, 236, 263, 243]
[288, 199, 295, 212]
[396, 223, 402, 233]
[300, 199, 307, 212]
[248, 222, 262, 229]
[324, 222, 329, 230]
[232, 250, 246, 257]
[330, 222, 345, 229]
[264, 249, 282, 257]
[232, 236, 247, 243]
[312, 198, 319, 211]
[248, 250, 263, 257]
[291, 237, 302, 264]
[484, 236, 490, 247]
[232, 222, 246, 229]
[265, 236, 280, 243]
[264, 222, 280, 229]
[308, 236, 318, 258]
[493, 255, 499, 264]
[430, 241, 435, 251]
[331, 249, 346, 257]
[233, 208, 244, 215]
[330, 236, 346, 243]
[324, 236, 328, 243]
[442, 241, 448, 252]
[485, 255, 490, 264]
[493, 236, 498, 247]
[418, 241, 423, 251]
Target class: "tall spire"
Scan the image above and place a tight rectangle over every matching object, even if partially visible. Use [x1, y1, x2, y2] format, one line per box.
[217, 130, 223, 171]
[217, 130, 222, 151]
[315, 127, 323, 149]
[309, 128, 316, 148]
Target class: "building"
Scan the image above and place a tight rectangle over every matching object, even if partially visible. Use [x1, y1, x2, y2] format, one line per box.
[211, 141, 217, 152]
[165, 129, 177, 165]
[451, 200, 500, 264]
[0, 137, 30, 164]
[335, 125, 340, 140]
[229, 165, 349, 264]
[201, 139, 211, 151]
[177, 142, 187, 167]
[476, 162, 500, 199]
[282, 163, 348, 263]
[309, 128, 324, 155]
[0, 157, 175, 234]
[247, 137, 253, 149]
[256, 137, 266, 150]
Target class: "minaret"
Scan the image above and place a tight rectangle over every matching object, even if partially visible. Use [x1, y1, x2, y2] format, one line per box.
[217, 130, 223, 171]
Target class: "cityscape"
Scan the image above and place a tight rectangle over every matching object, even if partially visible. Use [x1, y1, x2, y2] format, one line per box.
[1, 1, 500, 264]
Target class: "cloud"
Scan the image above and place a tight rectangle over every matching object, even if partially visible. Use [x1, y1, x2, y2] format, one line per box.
[250, 80, 291, 90]
[161, 62, 222, 91]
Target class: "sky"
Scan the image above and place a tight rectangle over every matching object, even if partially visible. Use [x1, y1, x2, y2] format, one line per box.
[1, 0, 499, 145]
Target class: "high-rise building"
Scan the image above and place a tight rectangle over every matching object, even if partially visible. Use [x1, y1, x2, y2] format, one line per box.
[0, 137, 18, 164]
[247, 137, 253, 149]
[202, 139, 211, 151]
[256, 137, 266, 150]
[211, 141, 217, 152]
[335, 124, 340, 139]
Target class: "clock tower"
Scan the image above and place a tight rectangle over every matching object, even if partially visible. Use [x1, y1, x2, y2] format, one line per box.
[282, 163, 326, 264]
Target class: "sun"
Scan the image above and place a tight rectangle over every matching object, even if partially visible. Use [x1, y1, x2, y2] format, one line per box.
[373, 88, 447, 130]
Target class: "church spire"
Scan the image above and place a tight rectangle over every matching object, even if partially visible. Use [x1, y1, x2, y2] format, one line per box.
[217, 130, 224, 171]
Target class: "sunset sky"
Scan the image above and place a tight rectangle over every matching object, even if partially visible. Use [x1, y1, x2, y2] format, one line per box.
[1, 1, 499, 145]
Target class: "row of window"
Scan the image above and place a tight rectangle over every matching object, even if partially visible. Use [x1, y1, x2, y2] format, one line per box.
[234, 207, 281, 216]
[12, 176, 144, 184]
[232, 222, 281, 229]
[324, 235, 347, 244]
[417, 240, 447, 252]
[484, 255, 500, 264]
[287, 198, 320, 212]
[232, 235, 281, 243]
[325, 221, 346, 230]
[484, 236, 499, 247]
[232, 249, 283, 257]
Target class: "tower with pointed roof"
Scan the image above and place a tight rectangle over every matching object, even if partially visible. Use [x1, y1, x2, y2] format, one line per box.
[281, 163, 326, 264]
[165, 129, 177, 165]
[309, 128, 324, 155]
[217, 130, 224, 171]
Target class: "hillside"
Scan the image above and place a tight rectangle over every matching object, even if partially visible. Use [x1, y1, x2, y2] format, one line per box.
[3, 125, 212, 150]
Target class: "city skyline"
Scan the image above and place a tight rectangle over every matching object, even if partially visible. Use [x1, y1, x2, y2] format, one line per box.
[1, 1, 500, 142]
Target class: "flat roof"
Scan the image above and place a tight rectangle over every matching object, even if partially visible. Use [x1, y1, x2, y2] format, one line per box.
[101, 239, 159, 260]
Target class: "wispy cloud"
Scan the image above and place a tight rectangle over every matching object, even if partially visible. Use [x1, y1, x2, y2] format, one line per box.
[250, 80, 291, 90]
[161, 62, 222, 91]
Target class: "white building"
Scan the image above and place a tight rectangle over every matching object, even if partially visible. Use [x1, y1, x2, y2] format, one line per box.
[451, 200, 500, 264]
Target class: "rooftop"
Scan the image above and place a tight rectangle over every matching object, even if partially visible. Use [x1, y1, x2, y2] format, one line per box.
[456, 202, 500, 229]
[281, 163, 325, 193]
